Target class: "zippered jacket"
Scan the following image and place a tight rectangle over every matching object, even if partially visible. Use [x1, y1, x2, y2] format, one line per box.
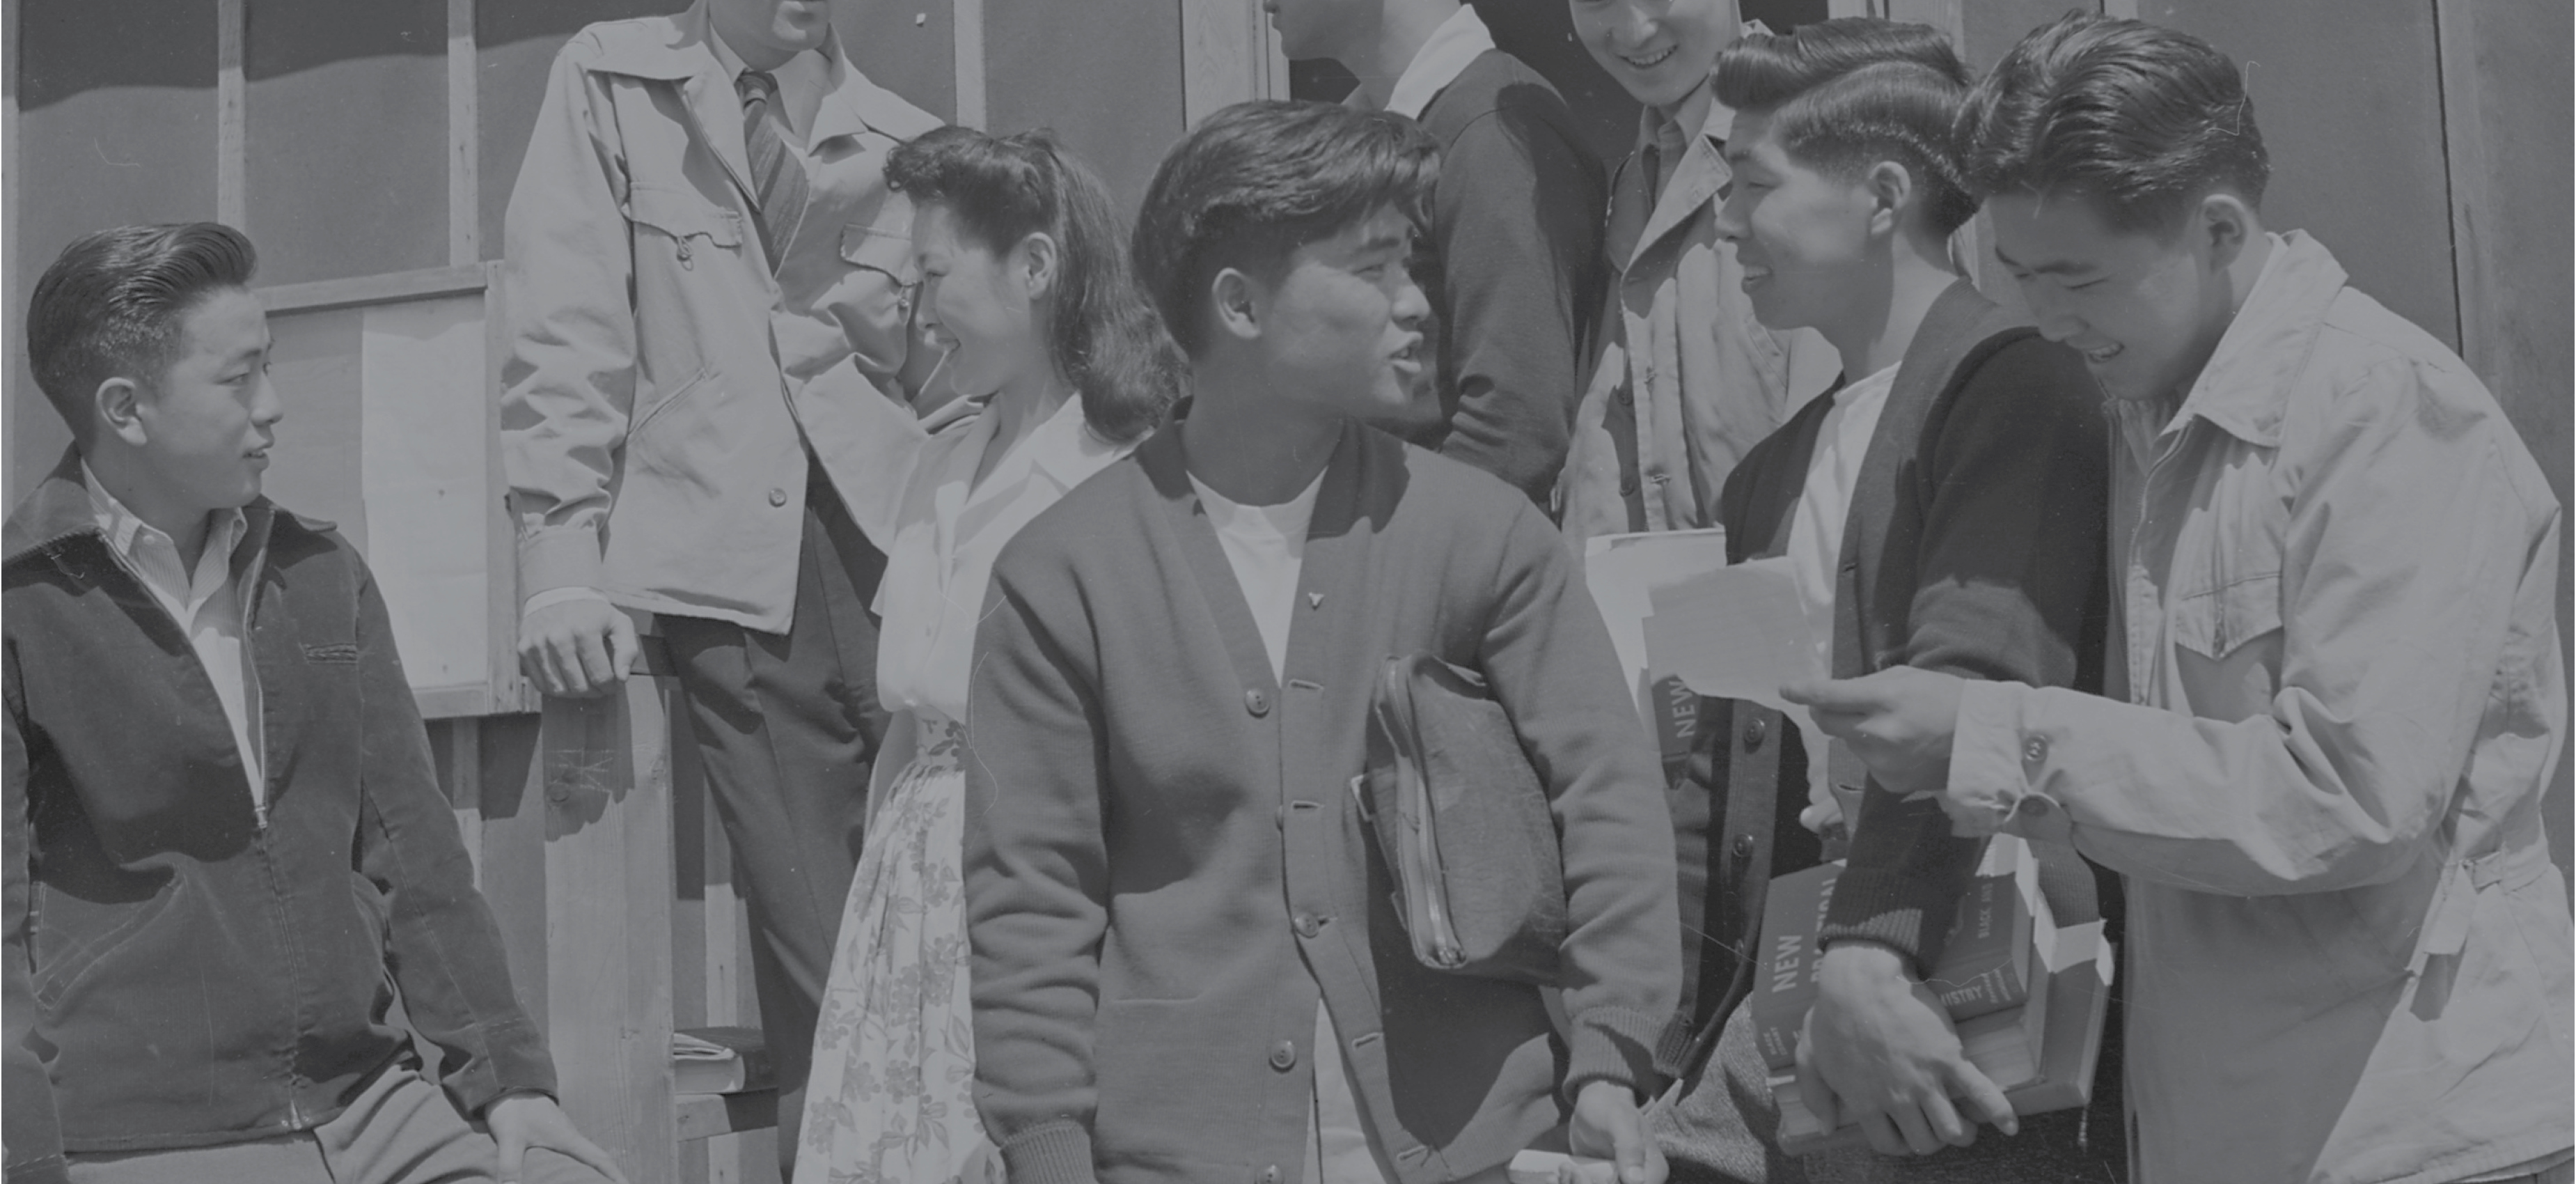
[3, 451, 554, 1183]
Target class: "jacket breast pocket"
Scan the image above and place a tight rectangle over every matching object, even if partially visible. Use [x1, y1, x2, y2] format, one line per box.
[626, 184, 746, 270]
[2169, 570, 2285, 710]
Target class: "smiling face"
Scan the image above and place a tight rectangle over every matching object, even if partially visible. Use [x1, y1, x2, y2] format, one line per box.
[126, 287, 281, 514]
[911, 203, 1047, 400]
[1241, 205, 1430, 425]
[1571, 0, 1740, 116]
[1987, 192, 2241, 403]
[708, 0, 835, 66]
[1713, 109, 1884, 336]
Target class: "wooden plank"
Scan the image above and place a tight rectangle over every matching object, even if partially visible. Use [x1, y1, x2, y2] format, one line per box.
[217, 0, 245, 228]
[448, 0, 479, 265]
[952, 0, 985, 127]
[483, 258, 539, 714]
[478, 712, 550, 1038]
[417, 683, 501, 721]
[541, 653, 678, 1184]
[259, 262, 487, 314]
[1179, 0, 1263, 129]
[2433, 0, 2573, 870]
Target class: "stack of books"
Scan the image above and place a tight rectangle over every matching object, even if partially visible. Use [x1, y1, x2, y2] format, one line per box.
[1752, 836, 2115, 1151]
[671, 1026, 776, 1096]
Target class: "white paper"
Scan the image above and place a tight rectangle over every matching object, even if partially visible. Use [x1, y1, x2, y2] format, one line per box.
[1642, 556, 1835, 812]
[1582, 527, 1729, 729]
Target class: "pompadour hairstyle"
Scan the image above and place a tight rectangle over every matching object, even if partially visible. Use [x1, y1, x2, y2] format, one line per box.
[1955, 11, 2269, 234]
[1130, 100, 1438, 357]
[888, 125, 1182, 442]
[1713, 18, 1979, 236]
[26, 222, 258, 440]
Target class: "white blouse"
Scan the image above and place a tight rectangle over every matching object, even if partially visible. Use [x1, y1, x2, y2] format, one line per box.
[868, 393, 1132, 724]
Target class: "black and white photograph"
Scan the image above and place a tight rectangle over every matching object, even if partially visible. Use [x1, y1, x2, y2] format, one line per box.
[1, 1, 2568, 1183]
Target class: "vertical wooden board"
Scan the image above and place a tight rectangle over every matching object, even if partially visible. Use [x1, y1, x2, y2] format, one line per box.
[243, 0, 449, 283]
[360, 295, 493, 692]
[2434, 0, 2573, 869]
[2139, 0, 2458, 348]
[261, 306, 369, 553]
[542, 672, 678, 1184]
[476, 1, 687, 263]
[478, 712, 552, 1038]
[983, 0, 1183, 212]
[12, 0, 219, 503]
[839, 0, 958, 123]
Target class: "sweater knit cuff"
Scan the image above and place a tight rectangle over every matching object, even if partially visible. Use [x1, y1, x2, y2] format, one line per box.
[1818, 866, 1945, 976]
[1564, 1006, 1666, 1104]
[998, 1122, 1097, 1184]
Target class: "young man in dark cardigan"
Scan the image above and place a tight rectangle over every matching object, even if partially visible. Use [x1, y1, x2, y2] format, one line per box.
[1267, 0, 1605, 504]
[1652, 22, 2119, 1181]
[962, 101, 1676, 1184]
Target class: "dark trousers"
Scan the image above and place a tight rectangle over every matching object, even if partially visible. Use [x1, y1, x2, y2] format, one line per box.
[660, 458, 890, 1167]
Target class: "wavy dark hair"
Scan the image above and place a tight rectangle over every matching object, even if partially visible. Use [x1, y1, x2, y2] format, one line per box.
[27, 221, 258, 440]
[1955, 11, 2270, 234]
[886, 126, 1180, 443]
[1715, 19, 1978, 236]
[1131, 100, 1439, 357]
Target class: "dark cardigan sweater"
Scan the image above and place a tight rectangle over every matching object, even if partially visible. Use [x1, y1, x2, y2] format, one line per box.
[1686, 283, 2112, 1028]
[963, 423, 1679, 1184]
[1411, 49, 1606, 505]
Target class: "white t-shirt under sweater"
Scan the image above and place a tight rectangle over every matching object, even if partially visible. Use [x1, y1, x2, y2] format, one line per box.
[1782, 362, 1897, 813]
[1187, 467, 1390, 1184]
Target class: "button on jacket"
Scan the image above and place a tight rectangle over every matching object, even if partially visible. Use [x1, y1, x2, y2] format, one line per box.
[1949, 233, 2573, 1183]
[3, 453, 553, 1181]
[501, 0, 943, 634]
[964, 426, 1679, 1184]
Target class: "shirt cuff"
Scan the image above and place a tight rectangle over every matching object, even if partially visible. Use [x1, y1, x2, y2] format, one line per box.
[1949, 680, 2037, 828]
[517, 524, 604, 601]
[521, 585, 610, 621]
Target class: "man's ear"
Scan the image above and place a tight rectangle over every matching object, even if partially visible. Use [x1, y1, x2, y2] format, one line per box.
[1209, 267, 1262, 342]
[1018, 231, 1061, 303]
[2194, 192, 2256, 272]
[94, 376, 149, 447]
[1864, 159, 1914, 240]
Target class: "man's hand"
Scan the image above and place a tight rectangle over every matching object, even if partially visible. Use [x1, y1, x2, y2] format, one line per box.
[1782, 669, 1963, 800]
[1795, 942, 2016, 1158]
[1565, 1080, 1667, 1184]
[517, 598, 638, 698]
[486, 1092, 630, 1184]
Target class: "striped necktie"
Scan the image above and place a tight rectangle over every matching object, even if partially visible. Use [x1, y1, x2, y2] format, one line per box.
[735, 68, 807, 272]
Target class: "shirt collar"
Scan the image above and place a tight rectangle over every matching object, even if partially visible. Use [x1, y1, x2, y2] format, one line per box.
[2156, 231, 2343, 449]
[81, 460, 247, 569]
[1376, 4, 1495, 120]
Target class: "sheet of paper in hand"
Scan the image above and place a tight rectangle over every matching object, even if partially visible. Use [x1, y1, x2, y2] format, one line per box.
[1582, 527, 1729, 745]
[1642, 555, 1831, 777]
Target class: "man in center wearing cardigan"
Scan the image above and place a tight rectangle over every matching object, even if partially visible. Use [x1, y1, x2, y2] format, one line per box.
[961, 101, 1679, 1184]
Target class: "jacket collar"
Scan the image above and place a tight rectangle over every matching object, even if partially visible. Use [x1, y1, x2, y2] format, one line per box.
[2160, 231, 2337, 450]
[584, 1, 940, 141]
[1616, 97, 1736, 271]
[1375, 3, 1495, 120]
[5, 445, 285, 571]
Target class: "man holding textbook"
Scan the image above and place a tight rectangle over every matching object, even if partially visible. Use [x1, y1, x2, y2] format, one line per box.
[961, 100, 1679, 1184]
[1640, 20, 2117, 1181]
[1793, 15, 2574, 1183]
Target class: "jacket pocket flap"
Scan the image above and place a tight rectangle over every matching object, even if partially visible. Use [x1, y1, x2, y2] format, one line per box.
[840, 222, 917, 281]
[2171, 571, 2284, 660]
[627, 185, 745, 247]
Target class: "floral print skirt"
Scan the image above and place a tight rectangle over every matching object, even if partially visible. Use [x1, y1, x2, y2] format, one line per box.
[795, 717, 996, 1184]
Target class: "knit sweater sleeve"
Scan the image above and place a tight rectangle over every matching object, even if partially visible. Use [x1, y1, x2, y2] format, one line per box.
[1819, 335, 2110, 970]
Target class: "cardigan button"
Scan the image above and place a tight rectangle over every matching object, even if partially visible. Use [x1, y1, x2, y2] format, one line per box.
[1259, 1168, 1282, 1184]
[1269, 1041, 1298, 1071]
[768, 487, 790, 508]
[1733, 833, 1757, 859]
[1619, 476, 1640, 497]
[1743, 717, 1767, 751]
[1244, 688, 1270, 717]
[1294, 912, 1322, 939]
